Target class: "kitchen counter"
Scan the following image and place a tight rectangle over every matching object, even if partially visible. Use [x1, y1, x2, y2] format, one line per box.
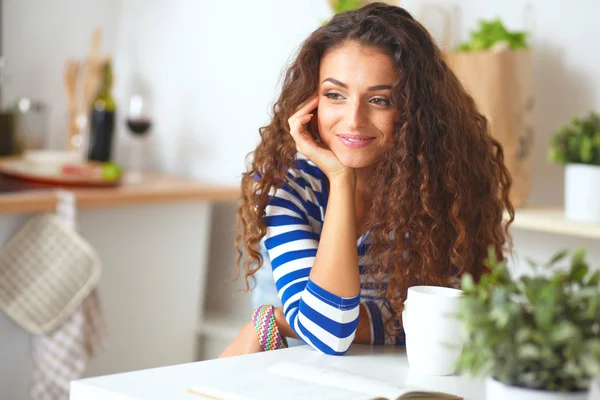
[0, 174, 240, 215]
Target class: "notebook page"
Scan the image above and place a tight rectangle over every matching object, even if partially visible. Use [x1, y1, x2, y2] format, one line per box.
[268, 361, 411, 399]
[189, 362, 461, 400]
[189, 375, 373, 400]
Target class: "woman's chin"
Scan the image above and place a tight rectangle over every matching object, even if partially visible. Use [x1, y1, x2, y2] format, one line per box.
[333, 150, 377, 170]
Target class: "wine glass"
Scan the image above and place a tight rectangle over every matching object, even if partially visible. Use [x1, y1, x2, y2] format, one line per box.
[125, 94, 152, 183]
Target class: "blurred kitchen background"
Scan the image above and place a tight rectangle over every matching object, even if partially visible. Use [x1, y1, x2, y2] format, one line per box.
[0, 0, 599, 399]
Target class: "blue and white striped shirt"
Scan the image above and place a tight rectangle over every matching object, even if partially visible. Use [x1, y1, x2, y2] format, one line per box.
[259, 154, 404, 355]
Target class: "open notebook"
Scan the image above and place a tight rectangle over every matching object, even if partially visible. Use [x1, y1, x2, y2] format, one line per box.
[189, 361, 462, 400]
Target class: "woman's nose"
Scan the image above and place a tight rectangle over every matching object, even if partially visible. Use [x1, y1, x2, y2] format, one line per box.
[346, 100, 367, 130]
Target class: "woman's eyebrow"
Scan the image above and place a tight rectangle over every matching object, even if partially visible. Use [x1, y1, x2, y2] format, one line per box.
[321, 77, 392, 91]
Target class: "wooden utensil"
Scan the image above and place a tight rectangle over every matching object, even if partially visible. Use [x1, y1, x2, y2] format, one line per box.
[66, 28, 104, 153]
[82, 28, 103, 113]
[63, 59, 80, 151]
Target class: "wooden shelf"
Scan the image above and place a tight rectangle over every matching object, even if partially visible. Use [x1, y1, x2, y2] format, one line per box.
[0, 174, 240, 215]
[510, 207, 600, 239]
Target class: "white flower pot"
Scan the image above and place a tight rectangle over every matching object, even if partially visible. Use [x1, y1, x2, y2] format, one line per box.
[486, 378, 589, 400]
[565, 163, 600, 223]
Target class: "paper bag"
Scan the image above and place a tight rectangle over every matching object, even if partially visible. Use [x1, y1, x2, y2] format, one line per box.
[445, 50, 534, 207]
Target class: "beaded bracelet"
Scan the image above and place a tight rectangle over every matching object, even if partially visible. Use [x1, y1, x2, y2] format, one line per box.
[251, 304, 288, 351]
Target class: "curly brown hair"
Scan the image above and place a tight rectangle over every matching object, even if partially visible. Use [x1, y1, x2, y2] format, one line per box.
[236, 2, 514, 334]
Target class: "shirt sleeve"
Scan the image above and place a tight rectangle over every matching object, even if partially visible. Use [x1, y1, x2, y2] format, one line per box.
[263, 178, 360, 355]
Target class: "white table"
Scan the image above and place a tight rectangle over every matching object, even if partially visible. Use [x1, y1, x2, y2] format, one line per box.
[70, 345, 486, 400]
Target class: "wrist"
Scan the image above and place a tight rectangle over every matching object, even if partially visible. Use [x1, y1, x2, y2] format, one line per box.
[274, 307, 297, 339]
[328, 169, 356, 191]
[251, 305, 288, 351]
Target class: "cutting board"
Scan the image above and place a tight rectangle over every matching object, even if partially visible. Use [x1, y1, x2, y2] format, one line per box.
[0, 154, 120, 187]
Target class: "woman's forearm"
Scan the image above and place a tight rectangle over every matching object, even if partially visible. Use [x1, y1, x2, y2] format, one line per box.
[309, 173, 361, 297]
[268, 171, 367, 352]
[272, 171, 369, 343]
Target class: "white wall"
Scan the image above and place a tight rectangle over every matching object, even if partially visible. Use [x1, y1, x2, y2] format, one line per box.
[5, 0, 599, 194]
[1, 0, 122, 148]
[109, 0, 334, 183]
[115, 0, 600, 268]
[2, 0, 600, 386]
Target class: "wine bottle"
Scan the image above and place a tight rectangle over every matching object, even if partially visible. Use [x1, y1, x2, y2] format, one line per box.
[88, 60, 116, 162]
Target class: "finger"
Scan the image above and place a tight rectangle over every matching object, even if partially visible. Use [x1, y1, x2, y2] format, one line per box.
[294, 93, 318, 111]
[288, 96, 318, 130]
[293, 95, 319, 116]
[289, 114, 313, 141]
[290, 116, 318, 154]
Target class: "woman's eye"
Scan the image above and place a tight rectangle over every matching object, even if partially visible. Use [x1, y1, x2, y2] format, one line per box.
[324, 93, 344, 101]
[371, 97, 391, 107]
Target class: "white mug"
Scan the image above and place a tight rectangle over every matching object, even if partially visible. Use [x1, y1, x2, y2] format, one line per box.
[402, 286, 464, 376]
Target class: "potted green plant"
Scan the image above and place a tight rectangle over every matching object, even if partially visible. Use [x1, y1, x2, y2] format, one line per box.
[457, 248, 600, 400]
[326, 0, 397, 15]
[327, 0, 362, 13]
[455, 18, 528, 52]
[549, 111, 600, 223]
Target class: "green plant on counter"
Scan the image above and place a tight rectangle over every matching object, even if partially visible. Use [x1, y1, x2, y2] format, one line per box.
[322, 0, 363, 25]
[457, 248, 600, 393]
[548, 111, 600, 166]
[456, 18, 528, 52]
[329, 0, 362, 14]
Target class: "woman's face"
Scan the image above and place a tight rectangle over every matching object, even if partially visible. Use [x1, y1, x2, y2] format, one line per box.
[317, 41, 399, 169]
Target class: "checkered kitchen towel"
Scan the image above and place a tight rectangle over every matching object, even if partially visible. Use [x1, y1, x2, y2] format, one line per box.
[30, 191, 109, 400]
[31, 289, 108, 400]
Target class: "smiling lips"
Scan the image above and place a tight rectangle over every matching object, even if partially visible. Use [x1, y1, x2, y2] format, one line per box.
[336, 134, 376, 149]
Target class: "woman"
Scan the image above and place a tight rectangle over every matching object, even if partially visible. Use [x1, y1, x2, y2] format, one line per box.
[220, 2, 513, 357]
